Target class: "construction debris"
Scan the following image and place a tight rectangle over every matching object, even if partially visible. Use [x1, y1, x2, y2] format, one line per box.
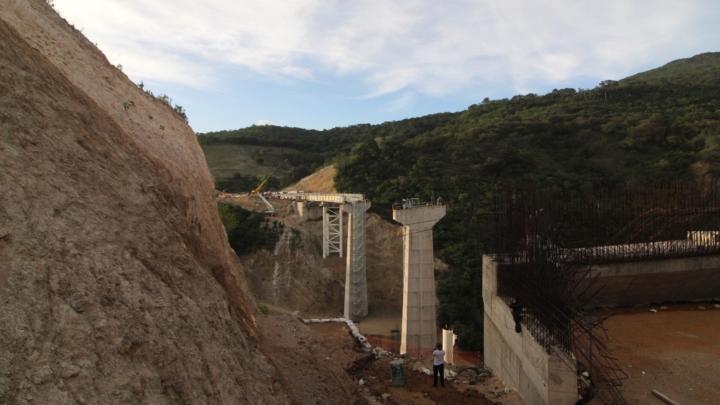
[651, 389, 681, 405]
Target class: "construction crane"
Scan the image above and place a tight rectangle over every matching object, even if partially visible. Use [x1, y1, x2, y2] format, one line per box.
[251, 159, 288, 214]
[252, 159, 288, 195]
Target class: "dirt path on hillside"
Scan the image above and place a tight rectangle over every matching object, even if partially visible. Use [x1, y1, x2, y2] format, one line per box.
[589, 303, 720, 405]
[257, 314, 368, 404]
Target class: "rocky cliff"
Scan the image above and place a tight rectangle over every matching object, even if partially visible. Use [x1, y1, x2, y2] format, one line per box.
[0, 1, 359, 403]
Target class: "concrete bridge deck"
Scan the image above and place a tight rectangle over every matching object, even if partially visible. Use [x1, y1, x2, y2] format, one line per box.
[271, 191, 365, 204]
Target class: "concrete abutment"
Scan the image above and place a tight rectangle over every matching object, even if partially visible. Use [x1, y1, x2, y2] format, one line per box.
[483, 255, 578, 405]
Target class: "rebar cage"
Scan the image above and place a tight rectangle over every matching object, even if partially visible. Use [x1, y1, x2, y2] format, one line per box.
[492, 182, 720, 405]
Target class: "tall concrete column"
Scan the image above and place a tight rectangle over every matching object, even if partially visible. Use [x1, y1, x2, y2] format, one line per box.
[344, 200, 371, 321]
[393, 205, 446, 353]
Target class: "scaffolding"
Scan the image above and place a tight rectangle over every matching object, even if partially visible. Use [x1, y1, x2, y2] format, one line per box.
[322, 205, 343, 258]
[344, 201, 369, 320]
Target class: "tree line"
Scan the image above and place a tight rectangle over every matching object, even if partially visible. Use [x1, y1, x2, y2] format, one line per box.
[200, 52, 720, 350]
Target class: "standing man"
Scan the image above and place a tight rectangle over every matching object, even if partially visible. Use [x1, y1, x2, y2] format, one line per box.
[432, 343, 446, 387]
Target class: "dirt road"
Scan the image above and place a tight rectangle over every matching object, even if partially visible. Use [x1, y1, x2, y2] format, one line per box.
[589, 303, 720, 405]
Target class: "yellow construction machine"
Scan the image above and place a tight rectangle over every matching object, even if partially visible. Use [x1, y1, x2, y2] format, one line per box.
[252, 159, 288, 215]
[251, 159, 288, 195]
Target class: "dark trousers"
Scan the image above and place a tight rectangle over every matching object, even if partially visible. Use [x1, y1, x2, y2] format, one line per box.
[433, 364, 445, 387]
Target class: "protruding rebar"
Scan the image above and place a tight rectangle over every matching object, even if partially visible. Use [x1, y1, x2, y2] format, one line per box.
[492, 182, 720, 405]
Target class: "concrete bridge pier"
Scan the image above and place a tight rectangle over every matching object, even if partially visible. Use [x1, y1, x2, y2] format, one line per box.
[344, 200, 371, 321]
[295, 201, 322, 221]
[393, 204, 446, 353]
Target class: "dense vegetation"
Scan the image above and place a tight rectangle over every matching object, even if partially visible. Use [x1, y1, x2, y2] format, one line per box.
[199, 52, 720, 350]
[217, 203, 284, 255]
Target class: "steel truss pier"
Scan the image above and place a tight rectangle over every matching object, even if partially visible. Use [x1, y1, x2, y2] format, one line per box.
[322, 206, 343, 258]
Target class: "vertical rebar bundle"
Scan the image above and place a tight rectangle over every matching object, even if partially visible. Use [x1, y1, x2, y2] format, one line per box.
[492, 182, 720, 405]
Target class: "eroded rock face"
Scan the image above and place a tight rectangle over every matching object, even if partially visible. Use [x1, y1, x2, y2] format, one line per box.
[0, 1, 286, 403]
[241, 212, 405, 317]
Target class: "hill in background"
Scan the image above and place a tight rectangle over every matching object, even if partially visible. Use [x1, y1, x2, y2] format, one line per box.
[198, 51, 720, 350]
[202, 143, 296, 181]
[623, 52, 720, 86]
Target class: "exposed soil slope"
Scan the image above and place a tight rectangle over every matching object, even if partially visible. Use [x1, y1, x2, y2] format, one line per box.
[283, 165, 338, 193]
[0, 1, 360, 403]
[240, 201, 405, 317]
[258, 315, 367, 405]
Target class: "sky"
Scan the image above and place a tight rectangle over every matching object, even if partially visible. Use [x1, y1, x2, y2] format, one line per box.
[54, 0, 720, 134]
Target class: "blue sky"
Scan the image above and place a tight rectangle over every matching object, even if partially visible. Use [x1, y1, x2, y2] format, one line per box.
[54, 0, 720, 133]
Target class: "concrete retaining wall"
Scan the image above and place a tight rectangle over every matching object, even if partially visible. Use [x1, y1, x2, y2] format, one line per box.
[483, 256, 578, 405]
[581, 255, 720, 307]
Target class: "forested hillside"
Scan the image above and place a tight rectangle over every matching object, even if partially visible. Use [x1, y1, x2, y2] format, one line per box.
[197, 52, 720, 349]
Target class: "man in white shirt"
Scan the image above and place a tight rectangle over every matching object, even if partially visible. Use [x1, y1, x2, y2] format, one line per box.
[432, 343, 446, 387]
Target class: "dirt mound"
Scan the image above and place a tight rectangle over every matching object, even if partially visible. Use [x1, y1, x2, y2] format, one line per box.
[0, 1, 357, 403]
[284, 165, 338, 193]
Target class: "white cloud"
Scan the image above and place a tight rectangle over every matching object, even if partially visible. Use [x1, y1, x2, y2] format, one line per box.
[384, 92, 416, 113]
[257, 120, 274, 126]
[55, 0, 719, 98]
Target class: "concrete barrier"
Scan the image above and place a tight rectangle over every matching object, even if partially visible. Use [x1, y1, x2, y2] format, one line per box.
[580, 254, 720, 307]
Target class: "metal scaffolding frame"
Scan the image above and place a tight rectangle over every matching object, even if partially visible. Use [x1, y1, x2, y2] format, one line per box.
[322, 205, 343, 258]
[345, 201, 368, 320]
